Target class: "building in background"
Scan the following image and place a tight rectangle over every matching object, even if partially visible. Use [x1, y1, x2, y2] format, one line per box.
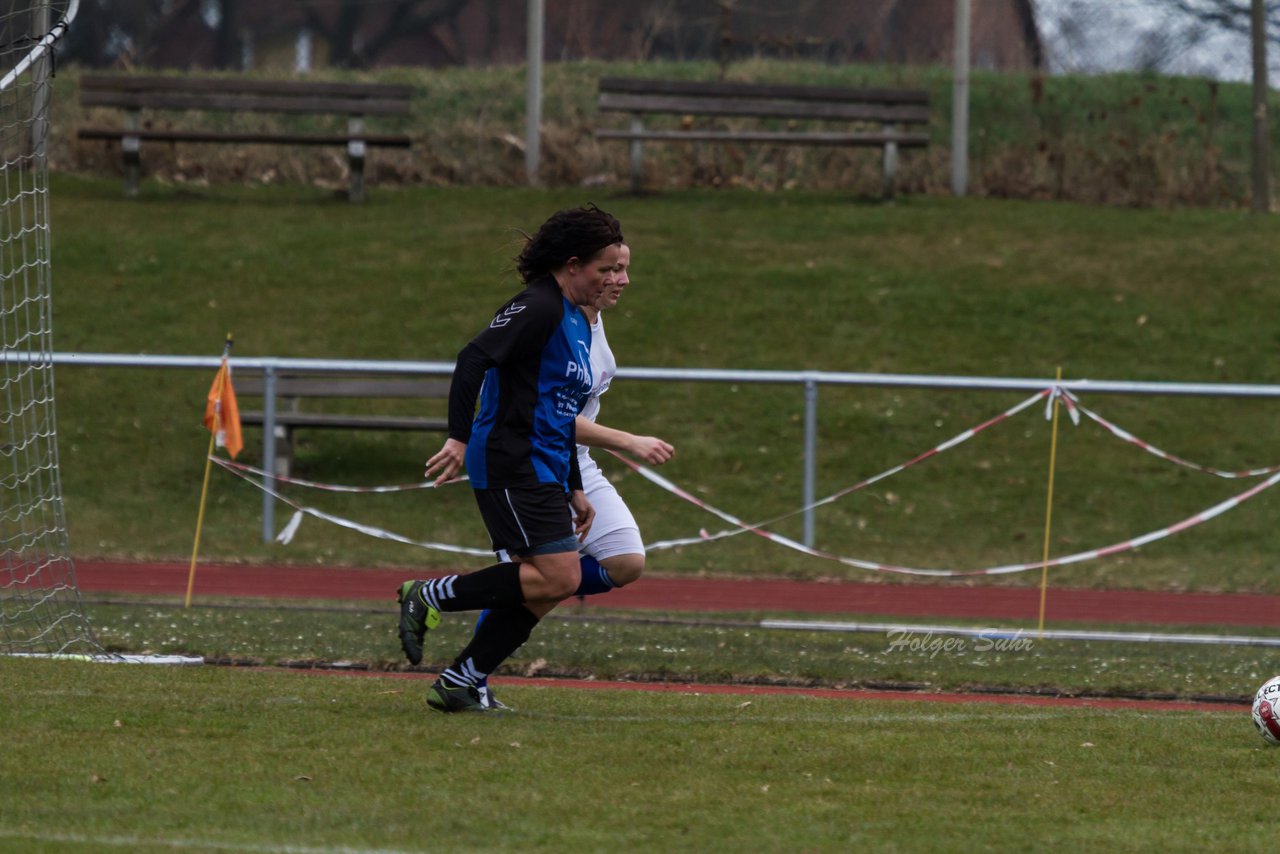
[79, 0, 1042, 73]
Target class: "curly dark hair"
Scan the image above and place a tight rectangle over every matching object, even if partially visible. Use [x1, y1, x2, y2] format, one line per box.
[515, 204, 624, 283]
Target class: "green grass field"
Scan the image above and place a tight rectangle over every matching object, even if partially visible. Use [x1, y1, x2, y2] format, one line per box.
[23, 136, 1280, 853]
[24, 57, 1280, 851]
[0, 657, 1267, 853]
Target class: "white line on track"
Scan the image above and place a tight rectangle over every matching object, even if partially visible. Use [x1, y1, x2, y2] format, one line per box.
[760, 619, 1280, 646]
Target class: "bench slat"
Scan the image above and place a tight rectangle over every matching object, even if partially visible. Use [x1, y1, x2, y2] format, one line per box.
[594, 76, 931, 199]
[78, 127, 412, 147]
[235, 377, 451, 398]
[80, 75, 412, 204]
[240, 411, 448, 431]
[596, 128, 930, 147]
[81, 90, 411, 116]
[81, 75, 413, 100]
[598, 77, 929, 106]
[597, 92, 930, 124]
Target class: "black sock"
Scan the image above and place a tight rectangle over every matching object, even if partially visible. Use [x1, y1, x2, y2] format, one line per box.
[416, 562, 524, 612]
[438, 606, 541, 689]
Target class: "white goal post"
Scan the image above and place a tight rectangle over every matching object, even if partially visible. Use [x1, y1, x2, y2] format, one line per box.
[0, 0, 98, 657]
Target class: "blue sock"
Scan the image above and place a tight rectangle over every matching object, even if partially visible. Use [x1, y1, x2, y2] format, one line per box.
[473, 556, 614, 634]
[471, 556, 615, 692]
[574, 554, 616, 597]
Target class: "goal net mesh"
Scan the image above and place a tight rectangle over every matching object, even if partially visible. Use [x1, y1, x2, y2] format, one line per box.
[0, 0, 99, 657]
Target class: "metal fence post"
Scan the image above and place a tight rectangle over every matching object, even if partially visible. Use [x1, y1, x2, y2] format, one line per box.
[261, 363, 277, 543]
[803, 377, 818, 547]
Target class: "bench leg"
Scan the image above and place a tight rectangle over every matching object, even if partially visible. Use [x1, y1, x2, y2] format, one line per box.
[348, 140, 367, 204]
[123, 134, 140, 198]
[629, 115, 645, 193]
[882, 139, 899, 201]
[348, 117, 368, 203]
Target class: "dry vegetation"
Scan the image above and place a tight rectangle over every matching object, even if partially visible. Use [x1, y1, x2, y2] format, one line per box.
[54, 60, 1265, 207]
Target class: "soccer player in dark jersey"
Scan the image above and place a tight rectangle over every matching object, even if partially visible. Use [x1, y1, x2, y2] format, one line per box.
[396, 204, 624, 712]
[473, 243, 675, 711]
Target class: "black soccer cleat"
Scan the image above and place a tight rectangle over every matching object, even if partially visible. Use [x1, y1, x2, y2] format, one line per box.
[396, 580, 441, 666]
[426, 679, 489, 713]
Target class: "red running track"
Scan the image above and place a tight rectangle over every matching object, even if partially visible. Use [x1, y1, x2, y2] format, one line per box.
[74, 559, 1280, 628]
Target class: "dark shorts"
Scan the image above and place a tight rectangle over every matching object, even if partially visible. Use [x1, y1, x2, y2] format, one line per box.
[473, 484, 577, 557]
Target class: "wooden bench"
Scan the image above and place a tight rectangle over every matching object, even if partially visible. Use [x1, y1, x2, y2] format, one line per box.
[595, 77, 930, 198]
[77, 75, 414, 202]
[236, 375, 450, 476]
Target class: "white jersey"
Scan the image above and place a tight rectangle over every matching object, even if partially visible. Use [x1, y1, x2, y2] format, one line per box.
[576, 314, 643, 558]
[576, 314, 615, 483]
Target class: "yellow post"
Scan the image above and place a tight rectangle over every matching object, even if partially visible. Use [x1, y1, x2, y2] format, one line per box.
[1037, 367, 1064, 638]
[186, 335, 232, 608]
[186, 428, 219, 608]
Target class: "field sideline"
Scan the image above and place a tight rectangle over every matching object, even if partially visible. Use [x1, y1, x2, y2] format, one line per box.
[273, 666, 1245, 714]
[75, 559, 1280, 628]
[73, 558, 1278, 712]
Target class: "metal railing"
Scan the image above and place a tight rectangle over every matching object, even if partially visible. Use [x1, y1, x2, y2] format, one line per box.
[28, 351, 1280, 544]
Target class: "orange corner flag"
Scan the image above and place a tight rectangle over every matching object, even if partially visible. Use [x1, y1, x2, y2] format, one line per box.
[203, 359, 243, 459]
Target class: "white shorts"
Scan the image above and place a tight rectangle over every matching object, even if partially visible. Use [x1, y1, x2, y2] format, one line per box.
[579, 454, 644, 561]
[494, 456, 645, 564]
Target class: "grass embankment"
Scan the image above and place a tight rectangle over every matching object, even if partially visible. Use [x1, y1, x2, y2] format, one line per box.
[52, 176, 1280, 594]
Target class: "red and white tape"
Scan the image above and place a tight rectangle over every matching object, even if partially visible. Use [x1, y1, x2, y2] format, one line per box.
[627, 451, 1280, 577]
[1062, 390, 1280, 479]
[216, 458, 468, 491]
[620, 386, 1280, 577]
[211, 457, 492, 557]
[613, 389, 1052, 548]
[210, 385, 1280, 575]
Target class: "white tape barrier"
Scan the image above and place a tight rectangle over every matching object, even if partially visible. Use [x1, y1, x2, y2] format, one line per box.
[217, 458, 468, 492]
[1062, 391, 1280, 478]
[631, 455, 1280, 576]
[614, 389, 1053, 548]
[211, 457, 493, 557]
[211, 387, 1280, 576]
[619, 386, 1280, 576]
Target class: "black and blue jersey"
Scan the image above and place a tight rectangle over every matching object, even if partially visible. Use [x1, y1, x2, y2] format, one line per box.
[448, 275, 592, 491]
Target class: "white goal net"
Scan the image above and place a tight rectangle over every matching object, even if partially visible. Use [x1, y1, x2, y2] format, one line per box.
[0, 0, 96, 657]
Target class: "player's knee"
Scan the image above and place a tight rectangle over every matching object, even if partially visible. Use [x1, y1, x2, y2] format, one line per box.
[535, 566, 580, 600]
[603, 553, 645, 587]
[547, 573, 580, 600]
[525, 553, 582, 601]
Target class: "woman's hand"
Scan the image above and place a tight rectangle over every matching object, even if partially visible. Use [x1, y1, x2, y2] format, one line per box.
[424, 437, 466, 486]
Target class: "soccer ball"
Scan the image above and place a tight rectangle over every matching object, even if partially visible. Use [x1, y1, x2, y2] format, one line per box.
[1252, 676, 1280, 746]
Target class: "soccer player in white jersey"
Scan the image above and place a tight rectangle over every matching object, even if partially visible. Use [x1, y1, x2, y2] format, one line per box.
[572, 243, 675, 586]
[476, 244, 675, 709]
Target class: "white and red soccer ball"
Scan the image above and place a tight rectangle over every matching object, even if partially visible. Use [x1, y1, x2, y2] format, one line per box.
[1252, 677, 1280, 746]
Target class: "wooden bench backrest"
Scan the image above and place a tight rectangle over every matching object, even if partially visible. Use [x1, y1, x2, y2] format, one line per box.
[597, 77, 930, 124]
[80, 75, 413, 117]
[235, 376, 450, 399]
